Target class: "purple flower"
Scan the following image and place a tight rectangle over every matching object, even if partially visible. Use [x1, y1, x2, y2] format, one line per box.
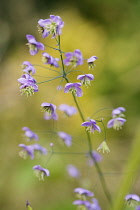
[64, 83, 83, 97]
[41, 102, 56, 115]
[125, 194, 140, 207]
[73, 200, 91, 208]
[33, 165, 50, 180]
[22, 127, 39, 141]
[88, 151, 102, 166]
[112, 107, 126, 117]
[107, 117, 126, 130]
[21, 61, 36, 75]
[74, 188, 94, 197]
[57, 85, 63, 90]
[33, 144, 47, 155]
[18, 144, 35, 159]
[77, 74, 94, 87]
[38, 15, 64, 38]
[89, 198, 101, 210]
[58, 131, 72, 147]
[136, 206, 140, 210]
[81, 119, 101, 133]
[18, 74, 38, 96]
[63, 49, 83, 68]
[59, 104, 77, 116]
[44, 112, 58, 120]
[87, 56, 98, 70]
[67, 165, 80, 178]
[26, 35, 44, 55]
[42, 52, 59, 67]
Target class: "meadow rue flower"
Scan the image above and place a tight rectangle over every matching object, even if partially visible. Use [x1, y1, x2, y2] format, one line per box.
[89, 198, 101, 210]
[33, 165, 50, 180]
[107, 117, 126, 130]
[125, 194, 140, 207]
[67, 164, 80, 178]
[58, 131, 72, 147]
[97, 141, 110, 153]
[33, 144, 47, 155]
[26, 34, 44, 55]
[38, 15, 64, 38]
[73, 200, 91, 209]
[64, 83, 83, 97]
[136, 206, 140, 210]
[22, 127, 39, 141]
[18, 144, 35, 159]
[42, 52, 59, 67]
[81, 119, 101, 133]
[21, 61, 36, 75]
[87, 56, 98, 70]
[77, 74, 94, 87]
[18, 74, 38, 96]
[74, 188, 94, 197]
[41, 102, 56, 115]
[63, 49, 83, 68]
[112, 107, 126, 117]
[44, 111, 58, 120]
[88, 151, 102, 166]
[59, 104, 77, 116]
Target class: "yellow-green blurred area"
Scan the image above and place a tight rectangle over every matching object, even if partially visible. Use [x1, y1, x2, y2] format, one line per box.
[0, 0, 140, 209]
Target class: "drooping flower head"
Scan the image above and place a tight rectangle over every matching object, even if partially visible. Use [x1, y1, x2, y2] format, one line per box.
[18, 74, 38, 96]
[18, 144, 35, 159]
[58, 131, 72, 147]
[77, 74, 94, 87]
[42, 52, 59, 67]
[38, 15, 64, 38]
[97, 141, 110, 153]
[26, 35, 44, 55]
[44, 112, 58, 120]
[112, 107, 126, 118]
[41, 102, 56, 115]
[87, 56, 98, 70]
[21, 61, 36, 75]
[81, 119, 101, 133]
[63, 49, 83, 68]
[73, 198, 101, 210]
[64, 83, 83, 97]
[59, 104, 77, 116]
[125, 194, 140, 207]
[107, 117, 126, 130]
[33, 165, 50, 180]
[67, 165, 80, 178]
[22, 127, 39, 141]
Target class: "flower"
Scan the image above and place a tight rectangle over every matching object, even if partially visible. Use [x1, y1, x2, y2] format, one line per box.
[22, 127, 39, 141]
[21, 61, 36, 75]
[81, 119, 101, 133]
[44, 112, 58, 120]
[26, 201, 32, 210]
[26, 35, 44, 55]
[41, 102, 56, 115]
[33, 165, 50, 180]
[89, 198, 101, 210]
[97, 141, 110, 153]
[87, 56, 98, 70]
[74, 188, 94, 197]
[107, 117, 126, 130]
[38, 15, 64, 38]
[125, 194, 140, 207]
[42, 52, 59, 67]
[33, 144, 47, 155]
[18, 144, 35, 159]
[67, 165, 80, 178]
[59, 104, 77, 116]
[73, 200, 91, 209]
[63, 49, 83, 68]
[112, 107, 126, 117]
[77, 74, 94, 87]
[58, 131, 72, 147]
[87, 151, 102, 166]
[18, 74, 38, 96]
[136, 206, 140, 210]
[64, 83, 83, 97]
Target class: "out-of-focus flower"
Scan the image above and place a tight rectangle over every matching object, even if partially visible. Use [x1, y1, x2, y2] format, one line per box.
[58, 131, 72, 147]
[41, 102, 56, 115]
[22, 127, 39, 141]
[44, 111, 58, 120]
[125, 194, 140, 207]
[57, 85, 63, 90]
[89, 198, 101, 210]
[26, 35, 44, 55]
[64, 83, 83, 97]
[42, 52, 59, 67]
[26, 201, 32, 210]
[63, 49, 83, 68]
[97, 141, 110, 153]
[21, 61, 36, 75]
[81, 119, 101, 133]
[38, 15, 64, 38]
[136, 206, 140, 210]
[87, 56, 98, 70]
[50, 143, 54, 147]
[74, 188, 94, 197]
[33, 144, 47, 155]
[107, 117, 126, 130]
[87, 151, 102, 166]
[18, 144, 35, 159]
[67, 165, 80, 178]
[77, 74, 94, 87]
[59, 104, 77, 116]
[73, 200, 91, 209]
[33, 165, 50, 180]
[112, 107, 126, 117]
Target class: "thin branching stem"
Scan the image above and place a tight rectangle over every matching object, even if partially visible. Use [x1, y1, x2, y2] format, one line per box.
[33, 64, 62, 75]
[37, 75, 63, 84]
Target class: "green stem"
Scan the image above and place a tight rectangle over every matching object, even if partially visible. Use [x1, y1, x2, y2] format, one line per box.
[37, 75, 63, 84]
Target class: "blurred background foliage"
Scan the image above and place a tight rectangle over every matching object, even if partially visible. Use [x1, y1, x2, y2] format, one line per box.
[0, 0, 140, 209]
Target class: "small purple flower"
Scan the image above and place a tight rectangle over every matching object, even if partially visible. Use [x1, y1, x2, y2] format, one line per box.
[77, 74, 94, 87]
[64, 83, 83, 97]
[89, 198, 101, 210]
[42, 52, 59, 67]
[18, 144, 35, 159]
[33, 165, 50, 180]
[44, 112, 58, 120]
[21, 61, 36, 75]
[33, 144, 47, 155]
[136, 206, 140, 210]
[107, 117, 126, 130]
[26, 35, 44, 55]
[125, 194, 140, 207]
[73, 200, 91, 209]
[59, 104, 77, 116]
[81, 119, 101, 133]
[63, 49, 83, 68]
[88, 151, 102, 166]
[87, 56, 98, 70]
[67, 165, 80, 178]
[112, 107, 126, 117]
[74, 188, 94, 197]
[58, 131, 72, 147]
[38, 15, 64, 38]
[41, 102, 56, 115]
[22, 127, 39, 141]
